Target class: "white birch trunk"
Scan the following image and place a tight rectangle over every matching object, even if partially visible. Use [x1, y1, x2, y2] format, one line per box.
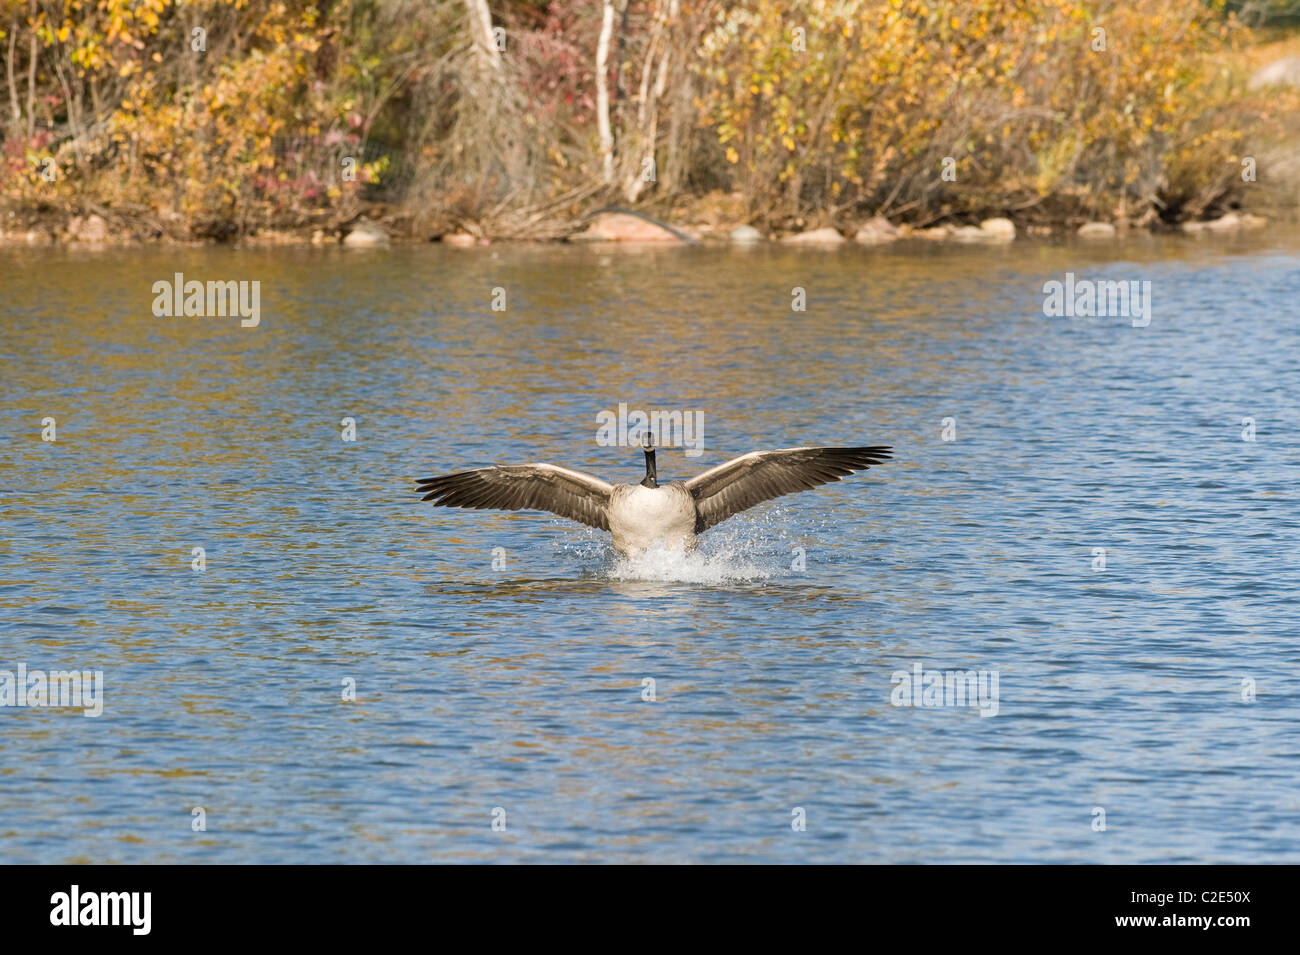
[595, 0, 616, 185]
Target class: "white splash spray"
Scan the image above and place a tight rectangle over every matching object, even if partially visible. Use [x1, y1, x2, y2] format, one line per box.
[559, 510, 807, 584]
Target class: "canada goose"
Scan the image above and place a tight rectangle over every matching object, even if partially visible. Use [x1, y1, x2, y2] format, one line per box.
[415, 436, 891, 556]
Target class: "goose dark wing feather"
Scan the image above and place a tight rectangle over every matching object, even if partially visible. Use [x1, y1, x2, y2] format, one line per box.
[416, 463, 613, 531]
[685, 446, 892, 532]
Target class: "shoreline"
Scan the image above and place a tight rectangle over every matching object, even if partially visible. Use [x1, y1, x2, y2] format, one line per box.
[0, 206, 1277, 250]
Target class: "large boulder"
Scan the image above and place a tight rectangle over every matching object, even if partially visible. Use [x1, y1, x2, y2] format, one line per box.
[68, 214, 109, 243]
[853, 216, 899, 244]
[1249, 56, 1300, 91]
[979, 217, 1016, 240]
[1077, 222, 1117, 239]
[571, 211, 684, 242]
[343, 218, 390, 246]
[730, 224, 762, 243]
[1182, 212, 1267, 234]
[782, 226, 845, 245]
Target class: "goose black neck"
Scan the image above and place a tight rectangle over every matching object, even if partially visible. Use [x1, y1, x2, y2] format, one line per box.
[640, 449, 658, 488]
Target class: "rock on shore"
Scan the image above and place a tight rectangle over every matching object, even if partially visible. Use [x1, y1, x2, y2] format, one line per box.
[1077, 222, 1117, 239]
[979, 217, 1016, 240]
[1181, 212, 1267, 234]
[570, 211, 685, 242]
[853, 216, 899, 244]
[782, 226, 845, 245]
[68, 214, 110, 243]
[343, 219, 390, 246]
[1248, 56, 1300, 91]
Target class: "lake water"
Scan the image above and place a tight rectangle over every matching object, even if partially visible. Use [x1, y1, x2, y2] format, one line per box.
[2, 231, 1298, 863]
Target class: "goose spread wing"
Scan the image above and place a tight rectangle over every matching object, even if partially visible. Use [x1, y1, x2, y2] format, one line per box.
[416, 463, 614, 530]
[685, 446, 892, 532]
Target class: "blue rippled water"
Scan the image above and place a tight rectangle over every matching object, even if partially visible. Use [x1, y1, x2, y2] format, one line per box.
[2, 232, 1298, 862]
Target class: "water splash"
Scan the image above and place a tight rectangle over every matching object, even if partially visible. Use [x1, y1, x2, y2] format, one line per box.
[605, 541, 782, 584]
[552, 507, 811, 583]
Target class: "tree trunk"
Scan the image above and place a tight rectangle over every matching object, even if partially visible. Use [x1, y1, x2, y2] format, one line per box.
[25, 30, 35, 137]
[464, 0, 500, 73]
[5, 21, 20, 130]
[595, 0, 615, 185]
[622, 0, 673, 202]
